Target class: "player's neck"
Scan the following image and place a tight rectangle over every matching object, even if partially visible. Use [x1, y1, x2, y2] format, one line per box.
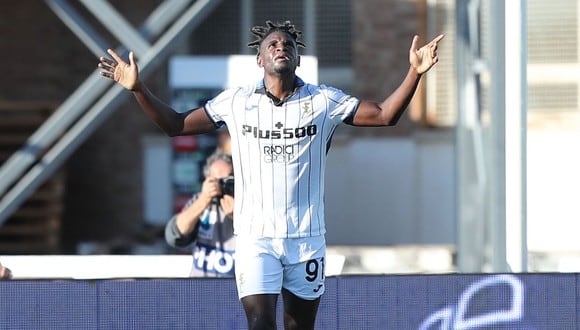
[263, 74, 297, 100]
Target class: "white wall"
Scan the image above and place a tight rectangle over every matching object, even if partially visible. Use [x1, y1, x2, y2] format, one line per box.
[324, 132, 456, 246]
[527, 131, 580, 252]
[321, 129, 580, 253]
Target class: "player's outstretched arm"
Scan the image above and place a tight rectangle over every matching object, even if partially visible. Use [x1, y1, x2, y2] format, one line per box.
[349, 34, 445, 127]
[98, 49, 215, 136]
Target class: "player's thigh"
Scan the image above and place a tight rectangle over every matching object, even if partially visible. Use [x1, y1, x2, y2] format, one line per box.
[240, 293, 279, 329]
[234, 239, 284, 299]
[283, 255, 326, 300]
[281, 288, 320, 329]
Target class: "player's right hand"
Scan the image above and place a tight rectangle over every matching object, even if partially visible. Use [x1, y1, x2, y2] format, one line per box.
[98, 49, 140, 91]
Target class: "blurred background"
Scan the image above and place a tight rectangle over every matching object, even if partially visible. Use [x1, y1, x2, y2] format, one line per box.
[0, 0, 578, 275]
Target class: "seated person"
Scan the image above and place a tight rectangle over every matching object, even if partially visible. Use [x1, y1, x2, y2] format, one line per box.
[165, 151, 235, 277]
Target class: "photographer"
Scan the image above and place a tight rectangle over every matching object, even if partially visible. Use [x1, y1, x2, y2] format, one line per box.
[165, 150, 235, 277]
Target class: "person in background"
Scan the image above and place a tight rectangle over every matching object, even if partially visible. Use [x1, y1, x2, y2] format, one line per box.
[99, 19, 443, 330]
[164, 150, 235, 277]
[0, 262, 12, 280]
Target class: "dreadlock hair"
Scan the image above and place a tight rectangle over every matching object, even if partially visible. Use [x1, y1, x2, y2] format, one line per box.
[247, 20, 306, 55]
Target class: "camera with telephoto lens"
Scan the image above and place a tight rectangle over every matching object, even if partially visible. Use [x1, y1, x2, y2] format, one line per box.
[218, 175, 234, 197]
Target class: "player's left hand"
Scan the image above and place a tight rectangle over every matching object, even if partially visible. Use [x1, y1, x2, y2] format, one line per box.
[409, 34, 445, 74]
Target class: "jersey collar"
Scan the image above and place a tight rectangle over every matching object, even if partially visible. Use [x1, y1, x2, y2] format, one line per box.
[254, 77, 305, 106]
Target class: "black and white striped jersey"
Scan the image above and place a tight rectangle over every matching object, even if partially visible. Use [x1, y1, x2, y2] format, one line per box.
[204, 77, 359, 238]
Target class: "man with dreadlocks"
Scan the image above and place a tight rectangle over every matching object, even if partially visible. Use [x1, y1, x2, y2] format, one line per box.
[99, 20, 443, 330]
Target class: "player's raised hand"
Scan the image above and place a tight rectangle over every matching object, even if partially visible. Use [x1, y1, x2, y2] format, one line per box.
[98, 49, 139, 91]
[409, 34, 444, 75]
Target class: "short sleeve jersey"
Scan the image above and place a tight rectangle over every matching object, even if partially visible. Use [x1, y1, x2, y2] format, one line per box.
[204, 77, 359, 239]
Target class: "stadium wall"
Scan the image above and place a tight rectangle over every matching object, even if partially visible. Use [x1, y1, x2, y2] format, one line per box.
[1, 273, 578, 329]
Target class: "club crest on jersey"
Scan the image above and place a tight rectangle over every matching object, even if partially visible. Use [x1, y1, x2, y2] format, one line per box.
[302, 102, 312, 117]
[241, 122, 317, 140]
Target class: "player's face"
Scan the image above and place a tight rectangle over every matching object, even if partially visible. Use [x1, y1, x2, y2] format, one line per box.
[258, 31, 299, 75]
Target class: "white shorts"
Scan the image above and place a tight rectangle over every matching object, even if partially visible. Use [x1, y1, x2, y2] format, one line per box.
[234, 235, 326, 300]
